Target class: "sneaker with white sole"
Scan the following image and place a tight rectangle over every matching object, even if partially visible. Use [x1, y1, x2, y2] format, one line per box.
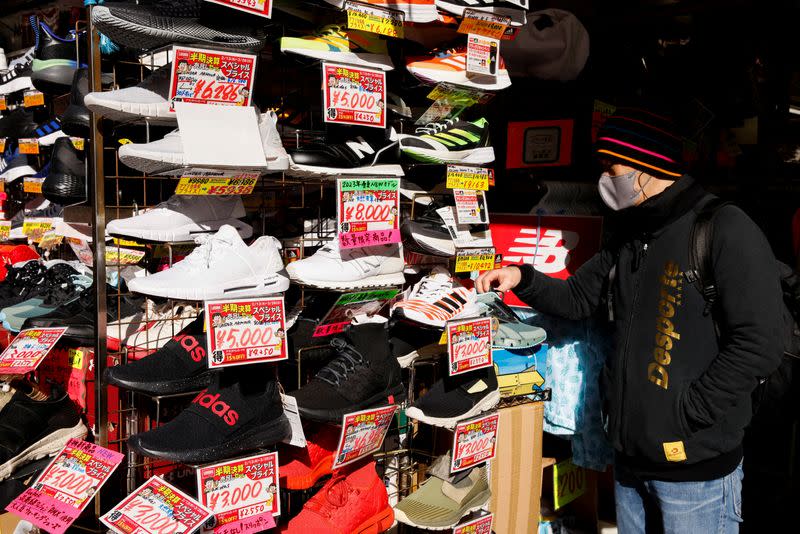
[127, 225, 289, 300]
[84, 63, 174, 124]
[287, 240, 405, 289]
[0, 151, 37, 183]
[391, 266, 480, 327]
[288, 128, 404, 177]
[0, 62, 34, 95]
[123, 301, 199, 359]
[107, 195, 252, 243]
[400, 118, 495, 164]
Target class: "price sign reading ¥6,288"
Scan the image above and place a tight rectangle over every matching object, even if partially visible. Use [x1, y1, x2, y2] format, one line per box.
[333, 405, 398, 469]
[196, 452, 279, 534]
[323, 62, 386, 128]
[205, 0, 274, 19]
[451, 412, 499, 473]
[337, 178, 400, 249]
[170, 46, 257, 108]
[205, 297, 287, 368]
[447, 317, 492, 376]
[0, 327, 67, 375]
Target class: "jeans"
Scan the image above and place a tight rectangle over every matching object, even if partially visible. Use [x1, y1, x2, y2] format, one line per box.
[614, 461, 744, 534]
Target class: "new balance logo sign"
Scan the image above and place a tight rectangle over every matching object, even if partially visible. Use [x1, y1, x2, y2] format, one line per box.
[504, 228, 579, 274]
[192, 390, 239, 426]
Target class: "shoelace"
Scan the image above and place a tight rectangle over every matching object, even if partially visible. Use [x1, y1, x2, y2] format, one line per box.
[415, 118, 457, 135]
[183, 233, 231, 269]
[306, 475, 354, 516]
[316, 338, 369, 387]
[413, 276, 455, 302]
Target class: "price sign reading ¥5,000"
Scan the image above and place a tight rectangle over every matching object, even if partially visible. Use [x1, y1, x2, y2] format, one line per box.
[333, 405, 398, 469]
[453, 189, 489, 225]
[457, 9, 510, 40]
[455, 247, 498, 273]
[447, 317, 492, 376]
[553, 458, 587, 510]
[346, 1, 404, 38]
[205, 0, 274, 19]
[323, 62, 386, 128]
[196, 452, 279, 534]
[175, 173, 260, 195]
[205, 297, 287, 368]
[452, 513, 494, 534]
[101, 476, 212, 534]
[451, 412, 499, 473]
[446, 165, 492, 191]
[312, 288, 400, 338]
[337, 177, 400, 249]
[169, 46, 257, 108]
[0, 327, 67, 375]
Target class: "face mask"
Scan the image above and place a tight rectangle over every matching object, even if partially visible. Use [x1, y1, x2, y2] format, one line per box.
[598, 170, 651, 211]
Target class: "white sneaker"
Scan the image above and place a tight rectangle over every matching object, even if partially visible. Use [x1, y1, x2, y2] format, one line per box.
[127, 225, 289, 299]
[0, 49, 7, 71]
[84, 64, 174, 124]
[107, 195, 252, 242]
[286, 240, 405, 289]
[260, 110, 290, 171]
[124, 301, 198, 359]
[391, 266, 480, 327]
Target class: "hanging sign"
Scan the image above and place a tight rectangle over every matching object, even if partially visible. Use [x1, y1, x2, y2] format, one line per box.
[170, 46, 257, 108]
[451, 412, 499, 473]
[337, 177, 400, 249]
[323, 62, 386, 128]
[447, 317, 493, 376]
[332, 405, 398, 469]
[205, 297, 287, 368]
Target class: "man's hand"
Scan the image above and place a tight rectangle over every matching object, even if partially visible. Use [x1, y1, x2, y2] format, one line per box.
[475, 266, 522, 293]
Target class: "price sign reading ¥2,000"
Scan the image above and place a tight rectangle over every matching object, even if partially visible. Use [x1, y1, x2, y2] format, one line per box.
[205, 0, 274, 19]
[205, 297, 287, 368]
[337, 177, 400, 249]
[455, 247, 498, 273]
[175, 173, 259, 196]
[451, 412, 499, 473]
[452, 513, 494, 534]
[0, 327, 67, 375]
[312, 288, 400, 338]
[446, 165, 492, 191]
[196, 452, 279, 534]
[323, 62, 386, 128]
[333, 405, 398, 469]
[101, 476, 212, 534]
[457, 9, 510, 40]
[346, 1, 404, 38]
[446, 317, 492, 376]
[169, 46, 257, 108]
[453, 189, 489, 225]
[553, 458, 587, 510]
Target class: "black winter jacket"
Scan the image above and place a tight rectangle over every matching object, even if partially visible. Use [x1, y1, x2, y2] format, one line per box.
[514, 176, 783, 481]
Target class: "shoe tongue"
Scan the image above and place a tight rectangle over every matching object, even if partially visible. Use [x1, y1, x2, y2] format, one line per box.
[212, 224, 245, 247]
[441, 468, 479, 504]
[343, 323, 387, 358]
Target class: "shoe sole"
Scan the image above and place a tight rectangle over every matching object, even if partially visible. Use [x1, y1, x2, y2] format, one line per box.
[405, 389, 501, 429]
[0, 421, 88, 481]
[355, 504, 395, 533]
[282, 454, 334, 490]
[0, 76, 33, 95]
[296, 382, 407, 424]
[392, 301, 482, 329]
[37, 129, 67, 146]
[83, 93, 175, 125]
[281, 47, 395, 72]
[289, 271, 405, 290]
[107, 219, 253, 243]
[401, 146, 495, 165]
[432, 0, 526, 25]
[31, 60, 78, 94]
[118, 145, 184, 174]
[397, 342, 445, 368]
[103, 367, 218, 396]
[0, 165, 38, 183]
[393, 490, 491, 530]
[287, 161, 404, 178]
[128, 270, 291, 300]
[42, 174, 86, 205]
[406, 65, 512, 91]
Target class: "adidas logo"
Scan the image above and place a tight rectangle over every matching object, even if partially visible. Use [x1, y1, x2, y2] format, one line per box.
[192, 390, 239, 426]
[174, 334, 206, 363]
[503, 228, 579, 274]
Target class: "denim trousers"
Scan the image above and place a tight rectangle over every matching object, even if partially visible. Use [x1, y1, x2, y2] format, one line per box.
[614, 461, 744, 534]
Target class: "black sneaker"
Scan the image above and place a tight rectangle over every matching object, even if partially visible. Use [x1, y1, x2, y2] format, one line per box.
[0, 149, 37, 183]
[288, 317, 336, 365]
[60, 68, 90, 138]
[127, 376, 290, 464]
[0, 109, 37, 138]
[390, 319, 446, 368]
[401, 203, 458, 257]
[287, 128, 403, 177]
[404, 366, 500, 429]
[30, 18, 87, 94]
[289, 322, 407, 423]
[42, 137, 86, 205]
[0, 390, 88, 480]
[10, 200, 63, 229]
[0, 261, 48, 309]
[104, 316, 218, 395]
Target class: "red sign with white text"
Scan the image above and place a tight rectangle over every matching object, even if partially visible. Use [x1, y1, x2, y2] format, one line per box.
[333, 405, 397, 469]
[0, 327, 67, 375]
[447, 317, 492, 376]
[205, 297, 287, 368]
[337, 178, 401, 249]
[205, 0, 273, 18]
[451, 413, 499, 473]
[324, 62, 386, 128]
[170, 46, 257, 108]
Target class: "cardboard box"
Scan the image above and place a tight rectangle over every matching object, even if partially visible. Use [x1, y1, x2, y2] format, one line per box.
[489, 401, 544, 534]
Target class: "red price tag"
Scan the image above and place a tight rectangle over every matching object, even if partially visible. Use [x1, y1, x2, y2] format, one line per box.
[337, 178, 400, 249]
[205, 297, 287, 368]
[0, 327, 68, 375]
[447, 317, 493, 376]
[453, 513, 494, 534]
[451, 412, 499, 473]
[205, 0, 273, 18]
[170, 46, 257, 109]
[323, 62, 386, 128]
[332, 405, 398, 469]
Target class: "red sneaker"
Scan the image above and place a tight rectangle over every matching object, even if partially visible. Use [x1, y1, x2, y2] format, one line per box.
[279, 459, 394, 534]
[279, 423, 339, 490]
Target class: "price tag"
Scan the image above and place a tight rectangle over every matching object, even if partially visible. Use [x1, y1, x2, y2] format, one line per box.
[457, 9, 510, 40]
[466, 34, 500, 76]
[323, 62, 386, 128]
[69, 348, 84, 370]
[0, 137, 6, 152]
[175, 173, 259, 195]
[553, 458, 587, 509]
[337, 177, 400, 249]
[0, 96, 6, 111]
[446, 165, 492, 191]
[0, 327, 68, 375]
[196, 452, 279, 534]
[453, 513, 494, 534]
[38, 231, 64, 250]
[205, 297, 287, 368]
[427, 82, 494, 107]
[70, 137, 85, 151]
[416, 99, 455, 125]
[23, 177, 44, 194]
[280, 394, 307, 448]
[101, 476, 212, 534]
[205, 0, 274, 18]
[453, 189, 489, 225]
[67, 237, 93, 266]
[332, 405, 397, 469]
[105, 247, 146, 265]
[346, 1, 404, 38]
[23, 90, 45, 108]
[22, 219, 54, 242]
[170, 46, 258, 108]
[455, 247, 497, 273]
[111, 237, 142, 247]
[18, 138, 39, 155]
[313, 289, 400, 337]
[451, 412, 499, 473]
[0, 220, 10, 241]
[447, 317, 492, 376]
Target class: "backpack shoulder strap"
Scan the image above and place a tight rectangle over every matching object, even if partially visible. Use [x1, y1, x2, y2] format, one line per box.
[687, 196, 732, 314]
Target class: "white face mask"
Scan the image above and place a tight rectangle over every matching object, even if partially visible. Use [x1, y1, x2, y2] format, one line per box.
[598, 170, 651, 211]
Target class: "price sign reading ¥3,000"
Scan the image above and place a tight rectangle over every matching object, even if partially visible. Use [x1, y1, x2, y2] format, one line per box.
[205, 297, 287, 368]
[453, 189, 489, 225]
[346, 1, 404, 38]
[553, 458, 587, 510]
[170, 46, 257, 108]
[455, 247, 498, 273]
[205, 0, 274, 19]
[333, 405, 398, 469]
[101, 476, 212, 534]
[175, 172, 260, 195]
[312, 288, 400, 338]
[196, 452, 279, 534]
[323, 62, 386, 128]
[452, 513, 494, 534]
[447, 317, 492, 376]
[457, 9, 510, 40]
[446, 165, 492, 191]
[451, 412, 499, 473]
[337, 177, 400, 249]
[0, 327, 67, 375]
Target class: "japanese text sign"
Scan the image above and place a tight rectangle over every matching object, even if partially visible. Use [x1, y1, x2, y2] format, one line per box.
[455, 247, 498, 273]
[457, 9, 510, 40]
[170, 46, 257, 108]
[337, 177, 400, 249]
[323, 62, 386, 128]
[446, 165, 492, 191]
[453, 189, 489, 225]
[175, 173, 259, 195]
[205, 297, 287, 368]
[0, 327, 67, 375]
[333, 405, 397, 469]
[451, 412, 499, 473]
[447, 317, 492, 376]
[346, 1, 404, 38]
[452, 513, 494, 534]
[204, 0, 273, 18]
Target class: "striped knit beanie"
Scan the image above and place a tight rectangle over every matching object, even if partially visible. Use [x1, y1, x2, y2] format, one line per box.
[595, 108, 684, 180]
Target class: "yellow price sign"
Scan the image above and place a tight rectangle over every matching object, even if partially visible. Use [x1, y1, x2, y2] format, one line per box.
[23, 177, 44, 194]
[175, 174, 259, 195]
[23, 90, 45, 108]
[105, 247, 146, 265]
[0, 180, 4, 194]
[455, 248, 496, 273]
[18, 138, 39, 155]
[446, 165, 492, 191]
[457, 9, 510, 40]
[346, 1, 404, 38]
[0, 138, 5, 153]
[553, 458, 587, 510]
[112, 237, 142, 247]
[37, 231, 64, 249]
[70, 137, 85, 151]
[0, 96, 6, 111]
[0, 221, 10, 241]
[68, 348, 84, 370]
[22, 220, 54, 242]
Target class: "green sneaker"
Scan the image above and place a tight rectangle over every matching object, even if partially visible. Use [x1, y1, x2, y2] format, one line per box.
[280, 25, 394, 71]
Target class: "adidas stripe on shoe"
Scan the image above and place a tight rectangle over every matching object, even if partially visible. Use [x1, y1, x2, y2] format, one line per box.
[401, 118, 494, 164]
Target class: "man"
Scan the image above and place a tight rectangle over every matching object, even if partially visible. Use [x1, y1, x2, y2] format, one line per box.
[476, 108, 783, 533]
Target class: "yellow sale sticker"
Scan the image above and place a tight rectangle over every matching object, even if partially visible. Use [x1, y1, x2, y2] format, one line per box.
[346, 1, 404, 38]
[105, 247, 146, 265]
[23, 90, 45, 108]
[18, 138, 39, 155]
[457, 9, 510, 40]
[0, 96, 6, 111]
[0, 221, 10, 241]
[70, 137, 85, 151]
[37, 231, 64, 249]
[0, 138, 6, 153]
[175, 174, 259, 195]
[22, 219, 54, 242]
[111, 237, 142, 248]
[553, 458, 587, 509]
[446, 165, 492, 190]
[455, 247, 496, 273]
[69, 348, 84, 370]
[23, 177, 44, 194]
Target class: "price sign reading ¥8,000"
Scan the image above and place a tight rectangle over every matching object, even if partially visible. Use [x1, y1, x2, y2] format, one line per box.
[457, 9, 510, 40]
[323, 62, 386, 128]
[553, 458, 587, 510]
[205, 0, 274, 19]
[346, 1, 404, 38]
[175, 173, 259, 195]
[205, 297, 287, 368]
[452, 513, 494, 534]
[446, 165, 492, 191]
[196, 452, 279, 534]
[333, 405, 398, 469]
[0, 327, 67, 375]
[455, 247, 498, 273]
[101, 476, 212, 534]
[170, 46, 257, 108]
[447, 317, 492, 376]
[337, 177, 400, 249]
[313, 288, 400, 338]
[451, 412, 499, 473]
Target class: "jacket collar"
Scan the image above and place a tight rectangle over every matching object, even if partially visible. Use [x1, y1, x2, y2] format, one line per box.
[617, 175, 707, 238]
